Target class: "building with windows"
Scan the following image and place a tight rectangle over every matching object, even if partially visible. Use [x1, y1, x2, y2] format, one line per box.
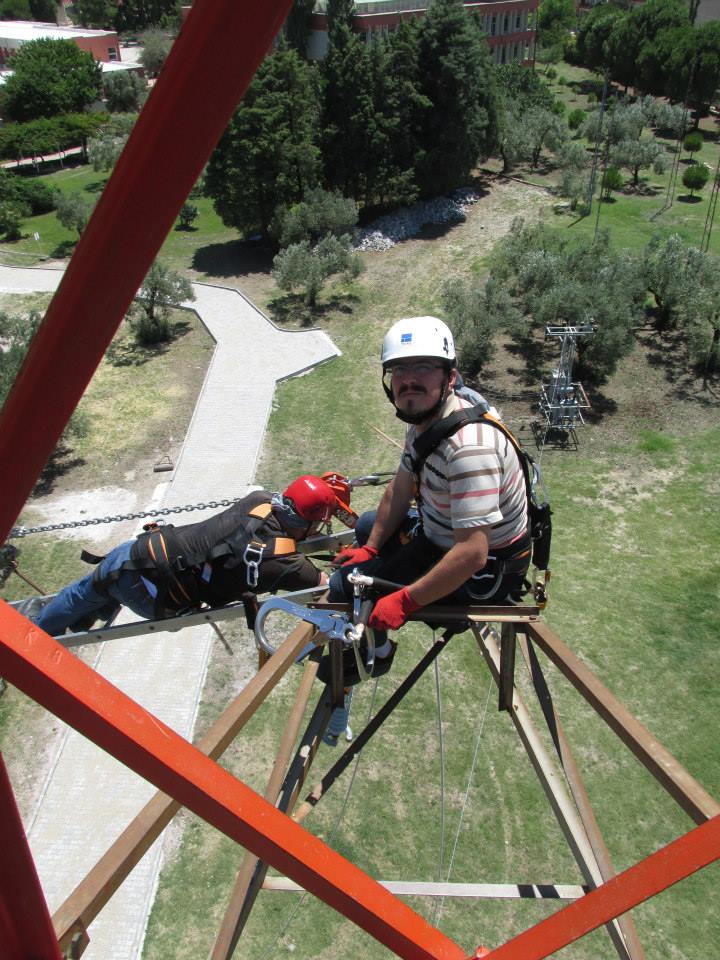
[307, 0, 537, 64]
[0, 20, 121, 67]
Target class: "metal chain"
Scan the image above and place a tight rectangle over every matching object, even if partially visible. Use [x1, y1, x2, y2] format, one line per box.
[9, 499, 242, 540]
[9, 472, 393, 540]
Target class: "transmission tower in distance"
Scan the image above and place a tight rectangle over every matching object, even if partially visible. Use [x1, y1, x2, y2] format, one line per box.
[536, 323, 594, 449]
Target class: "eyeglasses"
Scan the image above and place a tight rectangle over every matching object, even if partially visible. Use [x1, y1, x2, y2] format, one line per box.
[388, 362, 445, 378]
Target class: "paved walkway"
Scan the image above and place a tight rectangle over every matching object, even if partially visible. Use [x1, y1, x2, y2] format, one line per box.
[0, 265, 339, 959]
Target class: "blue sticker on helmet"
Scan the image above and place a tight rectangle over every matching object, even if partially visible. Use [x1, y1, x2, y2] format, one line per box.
[400, 332, 412, 343]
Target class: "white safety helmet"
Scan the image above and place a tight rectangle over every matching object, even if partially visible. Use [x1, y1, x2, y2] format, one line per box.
[381, 316, 456, 368]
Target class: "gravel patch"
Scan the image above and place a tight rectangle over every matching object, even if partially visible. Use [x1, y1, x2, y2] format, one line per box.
[355, 187, 482, 251]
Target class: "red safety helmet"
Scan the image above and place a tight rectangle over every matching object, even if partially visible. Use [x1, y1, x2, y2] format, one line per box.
[283, 475, 338, 524]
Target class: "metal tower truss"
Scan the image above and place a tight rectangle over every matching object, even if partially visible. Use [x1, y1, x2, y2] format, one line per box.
[538, 324, 594, 447]
[0, 3, 718, 959]
[1, 598, 719, 960]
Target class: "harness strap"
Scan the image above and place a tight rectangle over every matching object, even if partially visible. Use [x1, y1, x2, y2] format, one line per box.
[81, 501, 299, 612]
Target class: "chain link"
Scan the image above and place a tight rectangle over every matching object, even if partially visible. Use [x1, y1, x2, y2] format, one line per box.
[9, 499, 242, 540]
[8, 473, 394, 540]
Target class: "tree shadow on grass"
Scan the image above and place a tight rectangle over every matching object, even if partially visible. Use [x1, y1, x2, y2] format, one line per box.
[267, 291, 359, 327]
[504, 333, 556, 387]
[582, 388, 617, 424]
[635, 324, 719, 404]
[192, 239, 275, 279]
[83, 180, 108, 194]
[677, 194, 703, 203]
[32, 442, 86, 497]
[50, 239, 76, 258]
[105, 318, 192, 367]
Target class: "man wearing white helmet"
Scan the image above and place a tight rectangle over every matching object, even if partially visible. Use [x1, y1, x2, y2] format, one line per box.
[329, 316, 529, 679]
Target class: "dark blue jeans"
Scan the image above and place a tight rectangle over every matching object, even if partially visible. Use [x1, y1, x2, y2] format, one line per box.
[34, 540, 156, 636]
[329, 510, 528, 641]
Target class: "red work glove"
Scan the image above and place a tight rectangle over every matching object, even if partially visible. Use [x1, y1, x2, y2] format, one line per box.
[369, 587, 421, 631]
[332, 544, 378, 567]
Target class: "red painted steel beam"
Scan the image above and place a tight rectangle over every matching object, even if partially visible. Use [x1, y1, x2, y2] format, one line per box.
[0, 752, 61, 960]
[482, 815, 720, 960]
[0, 604, 466, 960]
[0, 0, 293, 543]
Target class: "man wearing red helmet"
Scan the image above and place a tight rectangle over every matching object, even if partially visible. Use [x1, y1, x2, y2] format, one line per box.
[30, 475, 349, 636]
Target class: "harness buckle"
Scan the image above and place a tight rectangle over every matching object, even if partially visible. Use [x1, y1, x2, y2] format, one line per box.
[243, 540, 265, 587]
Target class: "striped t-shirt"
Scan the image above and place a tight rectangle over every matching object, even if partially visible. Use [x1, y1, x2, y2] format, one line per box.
[399, 394, 528, 551]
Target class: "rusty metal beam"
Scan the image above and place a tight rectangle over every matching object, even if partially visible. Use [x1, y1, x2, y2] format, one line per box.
[474, 625, 632, 960]
[210, 654, 321, 960]
[53, 622, 316, 953]
[310, 603, 540, 622]
[498, 622, 517, 712]
[525, 621, 720, 824]
[0, 605, 465, 960]
[519, 634, 646, 960]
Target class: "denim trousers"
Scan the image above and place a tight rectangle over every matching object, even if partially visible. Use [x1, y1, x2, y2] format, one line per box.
[34, 540, 156, 636]
[329, 510, 527, 648]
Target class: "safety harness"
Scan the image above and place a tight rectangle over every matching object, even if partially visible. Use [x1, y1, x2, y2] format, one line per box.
[81, 501, 298, 619]
[409, 404, 552, 603]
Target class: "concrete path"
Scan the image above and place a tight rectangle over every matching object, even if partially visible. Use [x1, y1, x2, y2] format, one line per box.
[0, 265, 339, 959]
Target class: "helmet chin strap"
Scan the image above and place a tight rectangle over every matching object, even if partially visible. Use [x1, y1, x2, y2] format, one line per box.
[383, 371, 452, 425]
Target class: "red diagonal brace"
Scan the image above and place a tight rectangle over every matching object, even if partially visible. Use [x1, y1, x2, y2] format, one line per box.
[0, 751, 61, 960]
[0, 603, 466, 960]
[0, 0, 293, 542]
[481, 814, 720, 960]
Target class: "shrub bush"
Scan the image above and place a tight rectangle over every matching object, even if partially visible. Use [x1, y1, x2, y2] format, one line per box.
[568, 108, 587, 131]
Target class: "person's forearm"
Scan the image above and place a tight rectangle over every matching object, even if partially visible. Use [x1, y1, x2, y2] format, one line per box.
[407, 538, 488, 607]
[366, 477, 412, 551]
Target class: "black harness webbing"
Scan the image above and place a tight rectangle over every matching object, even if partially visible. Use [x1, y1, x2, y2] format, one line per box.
[410, 404, 550, 585]
[82, 504, 296, 618]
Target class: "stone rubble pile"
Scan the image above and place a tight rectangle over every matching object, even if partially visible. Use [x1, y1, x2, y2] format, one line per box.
[355, 188, 481, 251]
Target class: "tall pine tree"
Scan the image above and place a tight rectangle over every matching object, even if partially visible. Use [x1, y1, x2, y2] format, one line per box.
[283, 0, 315, 57]
[416, 0, 498, 197]
[321, 19, 375, 202]
[205, 46, 321, 238]
[383, 19, 430, 205]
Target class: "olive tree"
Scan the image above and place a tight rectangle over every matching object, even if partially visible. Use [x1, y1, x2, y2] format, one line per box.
[273, 234, 363, 309]
[128, 260, 195, 344]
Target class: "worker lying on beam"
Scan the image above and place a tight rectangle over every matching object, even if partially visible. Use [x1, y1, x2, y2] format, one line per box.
[27, 475, 353, 637]
[327, 315, 532, 684]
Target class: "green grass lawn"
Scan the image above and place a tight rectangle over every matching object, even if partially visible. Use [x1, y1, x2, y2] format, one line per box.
[0, 160, 228, 269]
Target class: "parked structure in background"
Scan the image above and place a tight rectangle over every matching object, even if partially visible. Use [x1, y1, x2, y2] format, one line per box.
[537, 324, 593, 448]
[307, 0, 537, 64]
[0, 20, 121, 66]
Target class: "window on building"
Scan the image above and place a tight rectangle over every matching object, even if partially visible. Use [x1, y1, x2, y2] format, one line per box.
[491, 14, 496, 35]
[108, 47, 118, 61]
[516, 13, 522, 30]
[503, 14, 508, 33]
[501, 44, 506, 64]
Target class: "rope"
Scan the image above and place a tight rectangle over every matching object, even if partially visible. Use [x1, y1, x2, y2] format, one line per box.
[432, 631, 446, 904]
[260, 680, 380, 959]
[433, 674, 493, 928]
